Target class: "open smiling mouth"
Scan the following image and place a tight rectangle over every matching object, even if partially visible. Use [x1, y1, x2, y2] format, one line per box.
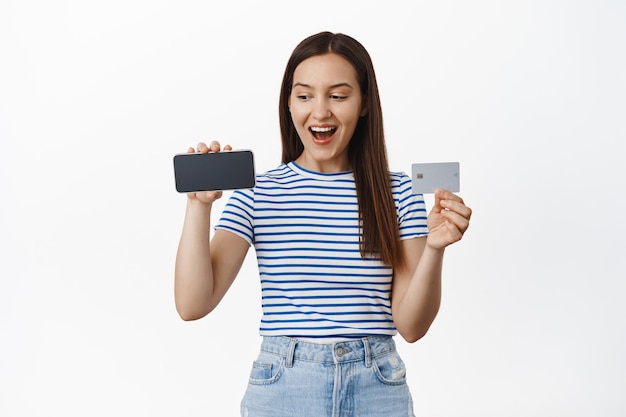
[310, 126, 337, 141]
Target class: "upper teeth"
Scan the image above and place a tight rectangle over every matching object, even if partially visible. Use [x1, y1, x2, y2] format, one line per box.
[311, 127, 334, 132]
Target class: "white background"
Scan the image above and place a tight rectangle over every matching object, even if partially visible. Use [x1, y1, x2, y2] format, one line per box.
[1, 1, 625, 416]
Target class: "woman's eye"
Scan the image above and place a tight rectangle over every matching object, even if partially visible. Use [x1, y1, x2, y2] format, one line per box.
[331, 95, 347, 100]
[297, 94, 310, 100]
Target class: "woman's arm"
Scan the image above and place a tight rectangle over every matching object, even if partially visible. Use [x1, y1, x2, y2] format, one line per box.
[174, 141, 250, 321]
[391, 237, 443, 343]
[391, 189, 471, 342]
[174, 201, 249, 321]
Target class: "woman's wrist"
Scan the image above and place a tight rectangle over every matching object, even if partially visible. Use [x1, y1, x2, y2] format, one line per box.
[184, 197, 214, 228]
[424, 237, 447, 255]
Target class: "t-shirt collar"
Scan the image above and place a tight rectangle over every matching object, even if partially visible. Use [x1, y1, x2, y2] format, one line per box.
[287, 161, 354, 182]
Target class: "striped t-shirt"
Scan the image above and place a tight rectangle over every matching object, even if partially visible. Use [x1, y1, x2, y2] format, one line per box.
[215, 161, 428, 339]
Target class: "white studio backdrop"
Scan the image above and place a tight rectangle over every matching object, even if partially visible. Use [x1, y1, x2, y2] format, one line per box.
[1, 1, 625, 416]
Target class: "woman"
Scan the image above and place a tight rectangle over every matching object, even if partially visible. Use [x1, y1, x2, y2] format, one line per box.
[175, 31, 472, 417]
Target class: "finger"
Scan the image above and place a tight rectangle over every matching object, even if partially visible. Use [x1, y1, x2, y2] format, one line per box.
[199, 190, 223, 202]
[197, 142, 209, 153]
[187, 190, 223, 203]
[440, 199, 472, 221]
[432, 189, 444, 214]
[435, 188, 464, 204]
[187, 147, 195, 153]
[444, 220, 464, 242]
[223, 144, 232, 151]
[433, 189, 461, 213]
[427, 219, 463, 248]
[209, 141, 221, 152]
[439, 209, 470, 234]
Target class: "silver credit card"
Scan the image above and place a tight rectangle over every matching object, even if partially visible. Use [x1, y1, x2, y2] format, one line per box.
[411, 162, 460, 194]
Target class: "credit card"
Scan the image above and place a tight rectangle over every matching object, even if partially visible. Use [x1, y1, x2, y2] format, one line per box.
[411, 162, 460, 194]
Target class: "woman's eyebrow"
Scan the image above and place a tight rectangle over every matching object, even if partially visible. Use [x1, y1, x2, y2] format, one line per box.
[292, 82, 354, 89]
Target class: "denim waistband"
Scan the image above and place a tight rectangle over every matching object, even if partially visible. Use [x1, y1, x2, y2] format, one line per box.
[259, 336, 397, 367]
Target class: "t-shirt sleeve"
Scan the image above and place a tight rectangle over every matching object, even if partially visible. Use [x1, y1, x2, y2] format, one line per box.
[214, 188, 255, 245]
[394, 172, 429, 239]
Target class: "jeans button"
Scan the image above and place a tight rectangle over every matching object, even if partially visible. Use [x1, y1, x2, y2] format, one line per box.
[336, 346, 351, 357]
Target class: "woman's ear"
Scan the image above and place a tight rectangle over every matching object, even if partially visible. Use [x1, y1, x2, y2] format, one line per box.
[360, 106, 368, 117]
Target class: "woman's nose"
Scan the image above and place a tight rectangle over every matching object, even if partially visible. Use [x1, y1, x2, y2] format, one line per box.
[312, 98, 331, 119]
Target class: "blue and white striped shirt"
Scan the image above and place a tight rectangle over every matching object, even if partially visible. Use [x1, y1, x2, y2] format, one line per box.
[215, 161, 428, 339]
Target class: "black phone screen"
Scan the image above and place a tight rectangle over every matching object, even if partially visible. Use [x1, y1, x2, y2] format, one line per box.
[173, 150, 256, 192]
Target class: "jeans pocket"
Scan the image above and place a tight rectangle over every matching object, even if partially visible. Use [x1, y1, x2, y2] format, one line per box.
[247, 352, 285, 385]
[373, 351, 407, 386]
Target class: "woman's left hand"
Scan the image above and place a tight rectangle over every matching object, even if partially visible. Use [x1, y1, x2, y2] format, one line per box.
[426, 189, 472, 250]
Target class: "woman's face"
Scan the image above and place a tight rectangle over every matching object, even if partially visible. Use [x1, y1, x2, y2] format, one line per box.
[288, 53, 366, 173]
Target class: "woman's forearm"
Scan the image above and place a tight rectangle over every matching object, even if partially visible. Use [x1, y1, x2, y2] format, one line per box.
[174, 200, 215, 320]
[393, 244, 445, 343]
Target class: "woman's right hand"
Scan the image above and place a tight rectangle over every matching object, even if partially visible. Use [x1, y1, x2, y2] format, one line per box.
[186, 140, 233, 204]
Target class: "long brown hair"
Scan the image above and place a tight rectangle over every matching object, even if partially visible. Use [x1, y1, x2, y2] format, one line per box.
[278, 32, 403, 268]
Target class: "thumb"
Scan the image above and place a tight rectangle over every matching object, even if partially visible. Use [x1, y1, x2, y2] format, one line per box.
[432, 189, 444, 213]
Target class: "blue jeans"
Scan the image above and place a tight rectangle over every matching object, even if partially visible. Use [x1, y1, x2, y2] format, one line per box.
[240, 336, 415, 417]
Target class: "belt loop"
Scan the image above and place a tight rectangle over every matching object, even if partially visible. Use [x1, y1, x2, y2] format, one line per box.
[363, 337, 372, 368]
[285, 338, 297, 368]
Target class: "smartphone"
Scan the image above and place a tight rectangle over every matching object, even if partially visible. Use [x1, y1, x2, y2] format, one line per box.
[411, 162, 460, 194]
[173, 150, 256, 192]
